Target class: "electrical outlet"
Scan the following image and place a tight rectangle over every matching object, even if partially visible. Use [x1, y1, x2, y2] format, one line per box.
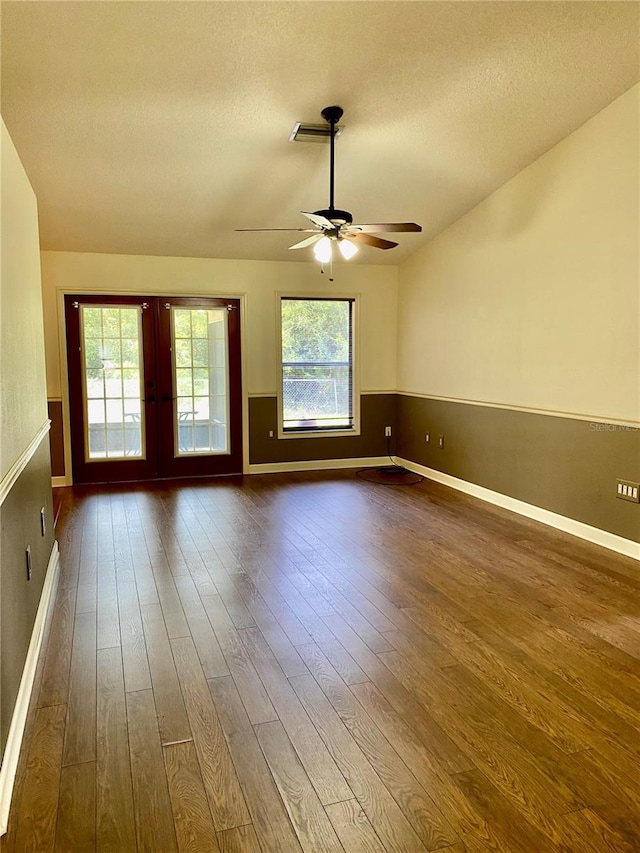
[438, 435, 445, 449]
[616, 479, 640, 503]
[384, 426, 392, 437]
[26, 545, 32, 581]
[268, 430, 274, 439]
[425, 433, 430, 443]
[40, 507, 46, 536]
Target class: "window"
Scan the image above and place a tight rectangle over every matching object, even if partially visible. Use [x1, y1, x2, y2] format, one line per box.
[279, 296, 357, 436]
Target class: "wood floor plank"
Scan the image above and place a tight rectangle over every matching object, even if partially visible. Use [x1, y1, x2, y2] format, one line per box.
[222, 571, 308, 676]
[140, 603, 191, 744]
[96, 564, 120, 649]
[134, 561, 160, 608]
[76, 581, 97, 614]
[315, 634, 370, 685]
[171, 636, 250, 830]
[464, 617, 640, 762]
[240, 627, 353, 806]
[183, 550, 218, 598]
[205, 562, 256, 629]
[207, 675, 303, 853]
[216, 825, 262, 853]
[55, 762, 96, 852]
[561, 748, 640, 844]
[62, 609, 97, 765]
[96, 647, 136, 853]
[378, 649, 585, 837]
[452, 769, 558, 853]
[117, 579, 152, 693]
[558, 807, 636, 853]
[200, 593, 277, 724]
[324, 799, 386, 853]
[126, 689, 178, 852]
[302, 557, 398, 634]
[291, 564, 394, 654]
[322, 612, 474, 775]
[13, 704, 66, 853]
[254, 720, 344, 852]
[430, 626, 596, 755]
[37, 585, 76, 708]
[297, 641, 460, 850]
[163, 741, 220, 852]
[149, 554, 191, 638]
[172, 575, 229, 678]
[349, 680, 501, 853]
[290, 672, 429, 852]
[251, 573, 314, 647]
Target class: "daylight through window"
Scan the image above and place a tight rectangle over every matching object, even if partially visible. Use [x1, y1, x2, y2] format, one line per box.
[280, 297, 355, 433]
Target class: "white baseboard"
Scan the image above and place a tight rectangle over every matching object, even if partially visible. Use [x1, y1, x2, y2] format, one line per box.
[51, 476, 69, 488]
[0, 541, 60, 836]
[248, 456, 392, 475]
[394, 458, 640, 562]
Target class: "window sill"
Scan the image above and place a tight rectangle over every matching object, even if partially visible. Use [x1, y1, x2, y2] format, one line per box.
[278, 427, 361, 440]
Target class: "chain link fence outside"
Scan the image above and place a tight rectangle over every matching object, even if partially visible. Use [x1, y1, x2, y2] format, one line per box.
[283, 363, 351, 423]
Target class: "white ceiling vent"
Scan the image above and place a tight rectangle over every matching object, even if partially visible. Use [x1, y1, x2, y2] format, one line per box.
[289, 122, 344, 143]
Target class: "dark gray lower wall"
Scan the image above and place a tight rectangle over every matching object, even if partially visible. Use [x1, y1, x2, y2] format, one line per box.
[1, 437, 55, 757]
[397, 394, 640, 543]
[249, 394, 397, 464]
[49, 388, 639, 544]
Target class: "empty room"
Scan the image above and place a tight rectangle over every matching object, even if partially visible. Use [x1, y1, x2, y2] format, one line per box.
[1, 2, 639, 851]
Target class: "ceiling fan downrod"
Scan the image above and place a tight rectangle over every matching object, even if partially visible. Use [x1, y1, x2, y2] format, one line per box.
[321, 105, 342, 212]
[317, 106, 352, 226]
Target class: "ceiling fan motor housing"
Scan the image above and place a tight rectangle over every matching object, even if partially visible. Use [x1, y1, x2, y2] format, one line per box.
[314, 208, 353, 226]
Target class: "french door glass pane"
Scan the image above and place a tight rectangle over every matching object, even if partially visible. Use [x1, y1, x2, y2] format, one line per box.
[172, 307, 229, 456]
[80, 305, 144, 459]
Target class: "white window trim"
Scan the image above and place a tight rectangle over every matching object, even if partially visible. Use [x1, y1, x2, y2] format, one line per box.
[276, 292, 361, 440]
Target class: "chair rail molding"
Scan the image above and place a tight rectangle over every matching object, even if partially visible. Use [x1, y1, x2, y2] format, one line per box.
[0, 420, 51, 508]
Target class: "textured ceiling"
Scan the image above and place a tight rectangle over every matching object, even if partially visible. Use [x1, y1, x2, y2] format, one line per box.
[1, 1, 638, 265]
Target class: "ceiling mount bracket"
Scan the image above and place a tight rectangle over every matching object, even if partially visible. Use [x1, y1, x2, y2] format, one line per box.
[320, 105, 344, 125]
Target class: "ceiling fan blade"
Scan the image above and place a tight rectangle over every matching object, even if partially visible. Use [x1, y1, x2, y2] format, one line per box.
[347, 232, 398, 250]
[236, 228, 317, 232]
[301, 211, 334, 229]
[347, 222, 422, 233]
[289, 234, 323, 250]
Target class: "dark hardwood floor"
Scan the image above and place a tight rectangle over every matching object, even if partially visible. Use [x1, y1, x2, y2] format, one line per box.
[3, 470, 640, 852]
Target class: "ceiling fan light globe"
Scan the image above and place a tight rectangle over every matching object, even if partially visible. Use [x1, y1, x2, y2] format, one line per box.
[313, 236, 332, 263]
[338, 239, 358, 260]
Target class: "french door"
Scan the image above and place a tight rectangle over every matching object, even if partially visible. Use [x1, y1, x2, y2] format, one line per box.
[65, 295, 242, 484]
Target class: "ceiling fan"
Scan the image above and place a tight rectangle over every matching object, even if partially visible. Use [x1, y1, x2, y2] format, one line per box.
[237, 105, 422, 262]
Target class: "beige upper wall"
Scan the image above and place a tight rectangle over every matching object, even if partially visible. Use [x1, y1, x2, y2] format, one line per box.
[0, 119, 48, 480]
[398, 84, 640, 424]
[40, 251, 397, 399]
